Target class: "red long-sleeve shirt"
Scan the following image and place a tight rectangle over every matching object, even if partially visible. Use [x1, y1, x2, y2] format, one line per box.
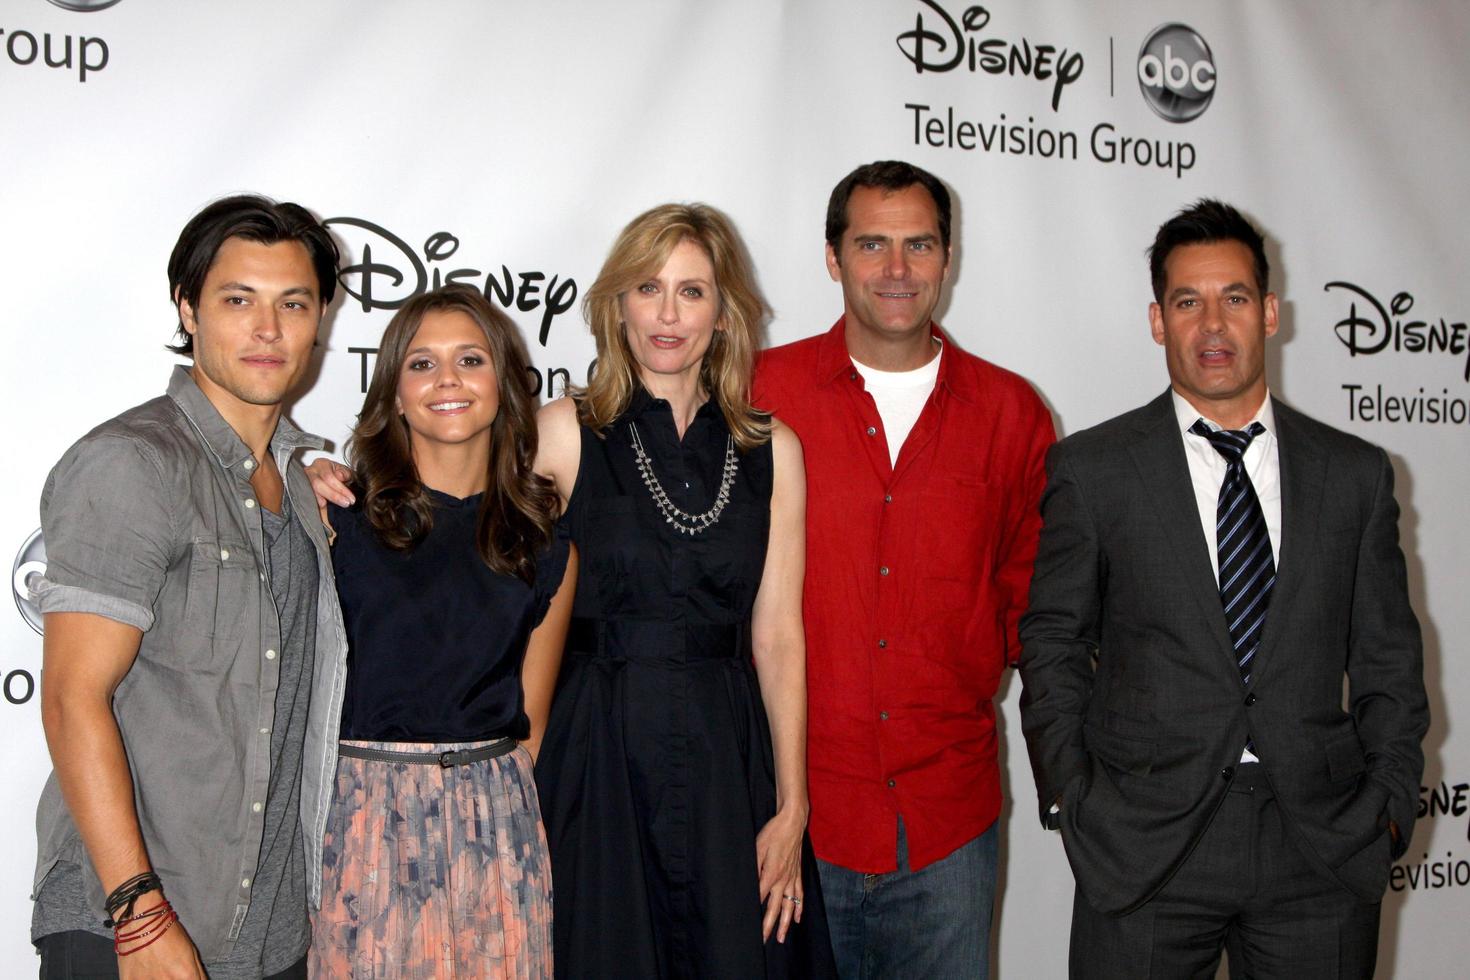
[754, 319, 1054, 872]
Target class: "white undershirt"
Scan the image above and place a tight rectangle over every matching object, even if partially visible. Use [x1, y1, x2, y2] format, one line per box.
[851, 341, 942, 467]
[1172, 390, 1281, 765]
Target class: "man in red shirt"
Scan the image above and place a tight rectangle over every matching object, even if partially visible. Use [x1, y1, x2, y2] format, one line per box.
[754, 161, 1054, 977]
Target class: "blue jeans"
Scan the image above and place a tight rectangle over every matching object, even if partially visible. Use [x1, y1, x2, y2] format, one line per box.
[816, 818, 998, 979]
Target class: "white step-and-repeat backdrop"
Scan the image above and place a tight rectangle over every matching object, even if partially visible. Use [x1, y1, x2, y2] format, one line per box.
[3, 1, 1466, 973]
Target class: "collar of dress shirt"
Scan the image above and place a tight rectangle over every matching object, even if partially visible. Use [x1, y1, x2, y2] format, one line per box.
[1170, 387, 1276, 438]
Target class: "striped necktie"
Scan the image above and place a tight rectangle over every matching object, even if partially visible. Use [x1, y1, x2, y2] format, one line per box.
[1190, 419, 1274, 686]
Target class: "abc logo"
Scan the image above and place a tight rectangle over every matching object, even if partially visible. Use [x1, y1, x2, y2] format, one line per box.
[1137, 23, 1216, 123]
[45, 1, 125, 10]
[12, 528, 46, 636]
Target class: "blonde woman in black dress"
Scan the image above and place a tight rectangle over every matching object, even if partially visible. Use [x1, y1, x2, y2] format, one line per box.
[533, 204, 834, 978]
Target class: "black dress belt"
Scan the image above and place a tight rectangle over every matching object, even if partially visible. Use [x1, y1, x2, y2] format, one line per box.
[338, 738, 516, 768]
[566, 616, 747, 661]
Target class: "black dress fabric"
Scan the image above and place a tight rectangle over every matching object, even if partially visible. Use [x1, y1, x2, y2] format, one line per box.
[329, 488, 569, 742]
[535, 389, 835, 979]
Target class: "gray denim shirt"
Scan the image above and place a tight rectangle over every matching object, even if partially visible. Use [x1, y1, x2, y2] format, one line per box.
[31, 365, 348, 962]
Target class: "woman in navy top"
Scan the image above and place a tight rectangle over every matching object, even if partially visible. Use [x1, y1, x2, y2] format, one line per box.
[309, 285, 575, 978]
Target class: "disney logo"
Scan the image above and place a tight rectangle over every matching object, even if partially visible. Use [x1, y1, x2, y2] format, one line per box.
[895, 1, 1083, 111]
[1420, 779, 1470, 843]
[324, 217, 578, 346]
[1325, 280, 1470, 381]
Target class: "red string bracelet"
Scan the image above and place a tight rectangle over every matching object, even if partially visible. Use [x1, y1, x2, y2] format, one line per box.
[113, 899, 178, 956]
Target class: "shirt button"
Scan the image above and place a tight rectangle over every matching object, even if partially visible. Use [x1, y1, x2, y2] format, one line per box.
[884, 494, 892, 503]
[219, 549, 230, 561]
[866, 426, 877, 436]
[877, 639, 887, 649]
[259, 572, 266, 582]
[265, 649, 277, 660]
[245, 498, 257, 509]
[879, 566, 889, 576]
[251, 802, 262, 813]
[241, 878, 252, 889]
[243, 459, 255, 471]
[879, 711, 889, 721]
[887, 779, 897, 788]
[260, 727, 270, 735]
[849, 372, 857, 381]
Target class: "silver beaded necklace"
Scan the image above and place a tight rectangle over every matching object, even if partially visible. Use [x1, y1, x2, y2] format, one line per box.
[627, 421, 739, 535]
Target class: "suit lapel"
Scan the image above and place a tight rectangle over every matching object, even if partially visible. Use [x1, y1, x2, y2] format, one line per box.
[1251, 397, 1327, 686]
[1127, 392, 1238, 668]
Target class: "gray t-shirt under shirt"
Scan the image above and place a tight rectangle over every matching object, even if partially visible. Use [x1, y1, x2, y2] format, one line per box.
[33, 496, 318, 976]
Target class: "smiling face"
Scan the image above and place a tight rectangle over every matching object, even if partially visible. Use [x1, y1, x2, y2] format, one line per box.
[178, 236, 323, 415]
[394, 309, 500, 454]
[619, 237, 721, 388]
[826, 183, 951, 348]
[1149, 239, 1279, 428]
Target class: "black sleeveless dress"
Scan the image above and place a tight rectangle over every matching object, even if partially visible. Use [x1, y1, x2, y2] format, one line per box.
[535, 389, 834, 979]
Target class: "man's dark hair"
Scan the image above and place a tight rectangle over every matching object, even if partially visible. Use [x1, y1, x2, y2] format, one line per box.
[825, 160, 952, 260]
[166, 195, 340, 354]
[1148, 199, 1269, 303]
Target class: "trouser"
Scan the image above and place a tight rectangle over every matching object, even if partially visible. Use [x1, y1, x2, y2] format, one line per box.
[1070, 764, 1382, 979]
[36, 930, 307, 979]
[817, 817, 998, 979]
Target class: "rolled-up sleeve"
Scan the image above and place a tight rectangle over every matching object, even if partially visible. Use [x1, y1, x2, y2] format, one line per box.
[35, 433, 176, 632]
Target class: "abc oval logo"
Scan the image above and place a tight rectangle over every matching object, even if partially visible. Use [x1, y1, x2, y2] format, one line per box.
[13, 528, 46, 636]
[45, 1, 125, 10]
[1137, 23, 1216, 123]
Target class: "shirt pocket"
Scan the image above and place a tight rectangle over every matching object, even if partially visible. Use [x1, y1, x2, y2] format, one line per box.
[182, 536, 255, 642]
[917, 473, 1001, 611]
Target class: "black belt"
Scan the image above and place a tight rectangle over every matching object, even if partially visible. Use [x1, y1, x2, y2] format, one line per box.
[566, 617, 746, 661]
[338, 739, 516, 768]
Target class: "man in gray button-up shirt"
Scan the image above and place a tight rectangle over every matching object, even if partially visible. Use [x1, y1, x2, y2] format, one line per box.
[30, 195, 350, 979]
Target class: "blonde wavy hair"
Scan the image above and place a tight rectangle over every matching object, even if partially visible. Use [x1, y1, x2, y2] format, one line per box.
[573, 203, 771, 450]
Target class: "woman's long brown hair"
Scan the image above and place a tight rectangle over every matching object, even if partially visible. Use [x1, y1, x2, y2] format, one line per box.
[348, 284, 557, 582]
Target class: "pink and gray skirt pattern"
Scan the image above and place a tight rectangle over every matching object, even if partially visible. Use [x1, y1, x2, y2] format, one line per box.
[309, 739, 553, 979]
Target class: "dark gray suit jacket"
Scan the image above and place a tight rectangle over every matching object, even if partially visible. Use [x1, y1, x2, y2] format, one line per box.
[1018, 391, 1427, 916]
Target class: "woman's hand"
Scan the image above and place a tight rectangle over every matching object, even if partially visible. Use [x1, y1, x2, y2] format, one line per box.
[305, 457, 356, 509]
[755, 802, 808, 944]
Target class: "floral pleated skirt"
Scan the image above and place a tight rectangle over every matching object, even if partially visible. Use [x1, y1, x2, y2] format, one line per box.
[309, 739, 553, 979]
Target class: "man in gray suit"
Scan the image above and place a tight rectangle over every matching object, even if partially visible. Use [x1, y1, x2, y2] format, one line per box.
[1019, 200, 1427, 978]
